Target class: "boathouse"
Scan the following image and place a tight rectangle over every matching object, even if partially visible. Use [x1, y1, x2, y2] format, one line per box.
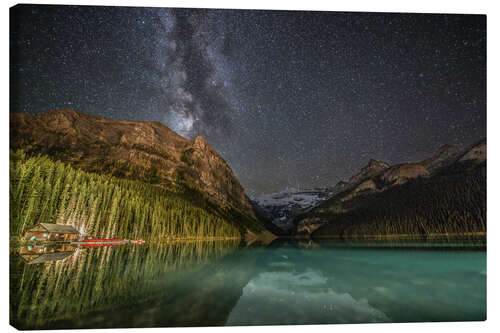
[20, 251, 74, 264]
[24, 223, 79, 242]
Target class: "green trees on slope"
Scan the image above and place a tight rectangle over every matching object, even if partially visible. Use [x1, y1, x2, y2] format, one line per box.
[309, 163, 486, 239]
[10, 150, 241, 240]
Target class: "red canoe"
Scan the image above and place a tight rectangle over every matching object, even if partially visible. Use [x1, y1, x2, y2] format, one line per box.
[83, 238, 125, 242]
[82, 243, 126, 247]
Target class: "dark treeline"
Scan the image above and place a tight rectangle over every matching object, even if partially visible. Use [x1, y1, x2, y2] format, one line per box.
[10, 150, 258, 240]
[309, 163, 486, 239]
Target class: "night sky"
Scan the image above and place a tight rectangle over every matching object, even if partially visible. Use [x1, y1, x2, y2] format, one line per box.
[10, 5, 486, 195]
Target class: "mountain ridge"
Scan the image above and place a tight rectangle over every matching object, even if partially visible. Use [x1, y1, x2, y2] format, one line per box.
[251, 139, 486, 236]
[294, 139, 486, 237]
[10, 109, 256, 220]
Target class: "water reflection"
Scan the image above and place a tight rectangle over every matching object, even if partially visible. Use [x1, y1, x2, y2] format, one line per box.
[10, 240, 242, 329]
[227, 268, 391, 325]
[10, 239, 486, 329]
[19, 244, 77, 264]
[227, 240, 486, 325]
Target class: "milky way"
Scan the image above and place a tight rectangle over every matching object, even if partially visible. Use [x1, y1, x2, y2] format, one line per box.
[10, 5, 486, 195]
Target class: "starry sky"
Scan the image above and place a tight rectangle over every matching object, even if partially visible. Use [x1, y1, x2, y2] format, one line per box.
[10, 5, 486, 195]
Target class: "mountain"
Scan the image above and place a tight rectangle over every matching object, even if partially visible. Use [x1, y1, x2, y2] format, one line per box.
[458, 139, 486, 164]
[347, 159, 390, 185]
[251, 187, 334, 232]
[421, 144, 461, 173]
[250, 181, 350, 234]
[294, 140, 486, 238]
[10, 109, 254, 219]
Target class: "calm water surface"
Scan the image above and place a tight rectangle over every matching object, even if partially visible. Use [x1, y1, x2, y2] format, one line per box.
[10, 239, 486, 329]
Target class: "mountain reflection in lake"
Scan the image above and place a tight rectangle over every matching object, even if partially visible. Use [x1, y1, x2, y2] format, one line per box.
[10, 239, 486, 329]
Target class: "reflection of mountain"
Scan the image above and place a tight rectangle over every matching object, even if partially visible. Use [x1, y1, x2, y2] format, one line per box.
[118, 247, 265, 327]
[10, 240, 486, 328]
[227, 240, 485, 324]
[227, 268, 390, 325]
[10, 241, 243, 329]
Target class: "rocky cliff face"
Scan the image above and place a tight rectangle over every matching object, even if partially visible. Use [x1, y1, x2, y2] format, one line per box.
[458, 139, 486, 164]
[348, 159, 389, 185]
[10, 109, 255, 218]
[334, 159, 427, 203]
[380, 163, 429, 185]
[421, 144, 461, 173]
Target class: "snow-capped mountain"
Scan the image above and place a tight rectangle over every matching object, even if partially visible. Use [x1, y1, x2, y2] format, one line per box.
[255, 188, 330, 209]
[251, 184, 347, 231]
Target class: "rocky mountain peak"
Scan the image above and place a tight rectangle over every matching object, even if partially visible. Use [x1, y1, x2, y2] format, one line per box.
[193, 135, 209, 148]
[459, 139, 486, 164]
[437, 144, 460, 155]
[421, 144, 461, 173]
[367, 158, 389, 169]
[48, 108, 80, 118]
[348, 158, 389, 185]
[381, 163, 429, 185]
[10, 110, 255, 218]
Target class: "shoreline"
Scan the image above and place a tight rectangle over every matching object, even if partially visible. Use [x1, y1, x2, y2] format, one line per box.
[307, 232, 486, 241]
[10, 231, 487, 249]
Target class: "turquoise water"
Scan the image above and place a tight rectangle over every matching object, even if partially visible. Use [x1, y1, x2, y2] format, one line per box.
[10, 240, 486, 329]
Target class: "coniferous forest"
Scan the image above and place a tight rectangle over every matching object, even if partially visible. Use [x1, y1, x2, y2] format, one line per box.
[308, 163, 486, 239]
[9, 150, 265, 240]
[8, 6, 488, 329]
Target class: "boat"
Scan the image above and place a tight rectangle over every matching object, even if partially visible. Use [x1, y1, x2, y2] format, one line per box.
[74, 238, 130, 246]
[82, 238, 126, 242]
[71, 238, 143, 246]
[81, 242, 127, 247]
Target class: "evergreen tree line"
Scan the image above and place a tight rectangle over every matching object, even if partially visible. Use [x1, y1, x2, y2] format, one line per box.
[309, 163, 486, 239]
[10, 150, 244, 240]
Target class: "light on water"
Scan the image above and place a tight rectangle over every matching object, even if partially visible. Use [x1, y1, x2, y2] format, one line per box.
[10, 240, 486, 329]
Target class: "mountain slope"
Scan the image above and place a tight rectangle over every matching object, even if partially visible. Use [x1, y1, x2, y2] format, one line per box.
[10, 110, 272, 239]
[294, 140, 486, 238]
[10, 151, 246, 240]
[348, 159, 389, 185]
[251, 188, 335, 232]
[10, 109, 255, 219]
[421, 144, 461, 173]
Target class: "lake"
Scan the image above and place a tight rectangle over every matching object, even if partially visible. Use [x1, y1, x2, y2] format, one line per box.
[10, 239, 486, 329]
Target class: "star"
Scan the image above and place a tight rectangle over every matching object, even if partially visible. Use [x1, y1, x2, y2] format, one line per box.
[10, 5, 486, 195]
